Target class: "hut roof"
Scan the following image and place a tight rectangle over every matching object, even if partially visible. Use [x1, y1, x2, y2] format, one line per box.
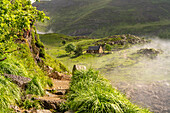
[88, 46, 101, 50]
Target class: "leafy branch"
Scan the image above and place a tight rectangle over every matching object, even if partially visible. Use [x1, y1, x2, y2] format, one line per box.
[0, 0, 49, 60]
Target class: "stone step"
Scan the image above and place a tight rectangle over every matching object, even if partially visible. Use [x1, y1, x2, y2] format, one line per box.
[46, 79, 70, 90]
[46, 89, 68, 95]
[34, 96, 65, 110]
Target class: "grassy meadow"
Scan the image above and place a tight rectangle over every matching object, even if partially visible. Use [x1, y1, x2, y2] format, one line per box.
[39, 33, 170, 84]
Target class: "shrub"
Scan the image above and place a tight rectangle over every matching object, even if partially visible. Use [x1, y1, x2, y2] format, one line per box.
[62, 40, 66, 45]
[74, 45, 83, 56]
[105, 44, 112, 51]
[65, 43, 76, 54]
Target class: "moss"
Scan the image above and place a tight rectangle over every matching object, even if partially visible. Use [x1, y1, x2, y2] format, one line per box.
[35, 35, 44, 48]
[39, 47, 46, 58]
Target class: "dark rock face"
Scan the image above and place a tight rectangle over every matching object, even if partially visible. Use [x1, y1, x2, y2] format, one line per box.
[2, 74, 31, 89]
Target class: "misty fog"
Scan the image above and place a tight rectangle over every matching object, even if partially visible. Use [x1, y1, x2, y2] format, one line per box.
[104, 38, 170, 113]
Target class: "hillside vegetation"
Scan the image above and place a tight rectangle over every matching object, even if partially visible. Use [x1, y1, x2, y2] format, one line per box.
[34, 0, 170, 38]
[0, 0, 158, 112]
[0, 0, 68, 112]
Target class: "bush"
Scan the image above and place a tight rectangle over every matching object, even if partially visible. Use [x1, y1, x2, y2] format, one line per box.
[105, 44, 112, 51]
[65, 43, 76, 54]
[74, 45, 83, 56]
[63, 69, 150, 113]
[62, 40, 66, 45]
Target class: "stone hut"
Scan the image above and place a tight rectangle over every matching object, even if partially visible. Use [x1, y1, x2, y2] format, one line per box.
[87, 46, 103, 54]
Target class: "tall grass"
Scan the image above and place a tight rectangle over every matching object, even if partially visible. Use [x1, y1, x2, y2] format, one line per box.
[0, 55, 28, 77]
[64, 69, 150, 113]
[26, 76, 45, 96]
[0, 76, 20, 113]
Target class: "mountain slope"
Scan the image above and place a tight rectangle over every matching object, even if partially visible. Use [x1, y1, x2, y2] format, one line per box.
[34, 0, 170, 38]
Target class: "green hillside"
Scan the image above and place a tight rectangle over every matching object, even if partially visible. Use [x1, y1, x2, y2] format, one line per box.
[34, 0, 170, 38]
[0, 0, 68, 112]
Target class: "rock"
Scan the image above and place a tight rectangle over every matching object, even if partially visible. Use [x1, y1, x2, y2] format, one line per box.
[10, 105, 22, 113]
[65, 111, 74, 113]
[49, 71, 71, 80]
[34, 97, 65, 110]
[2, 74, 32, 89]
[49, 71, 63, 80]
[55, 89, 68, 95]
[136, 48, 163, 58]
[46, 89, 68, 95]
[46, 66, 53, 74]
[36, 110, 52, 113]
[72, 65, 86, 74]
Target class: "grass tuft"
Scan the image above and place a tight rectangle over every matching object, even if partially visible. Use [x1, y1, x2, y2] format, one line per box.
[26, 76, 45, 96]
[64, 69, 151, 113]
[0, 76, 21, 112]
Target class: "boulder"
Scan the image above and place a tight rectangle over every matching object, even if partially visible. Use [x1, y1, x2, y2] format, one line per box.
[72, 65, 86, 74]
[2, 74, 32, 89]
[35, 109, 52, 113]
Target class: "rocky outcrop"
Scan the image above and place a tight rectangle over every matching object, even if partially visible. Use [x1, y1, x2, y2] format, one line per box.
[2, 74, 31, 89]
[137, 48, 163, 58]
[96, 34, 150, 49]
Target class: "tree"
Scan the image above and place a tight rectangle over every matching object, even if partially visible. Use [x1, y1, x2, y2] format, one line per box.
[74, 45, 83, 56]
[65, 44, 76, 54]
[105, 44, 112, 51]
[0, 0, 49, 61]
